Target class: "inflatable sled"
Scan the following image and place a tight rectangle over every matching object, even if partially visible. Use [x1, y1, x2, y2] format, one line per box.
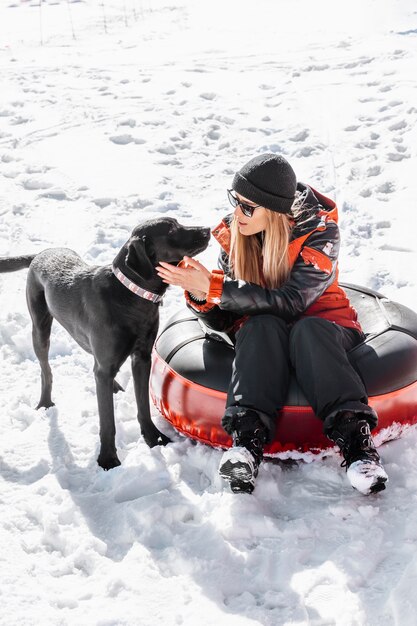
[150, 284, 417, 454]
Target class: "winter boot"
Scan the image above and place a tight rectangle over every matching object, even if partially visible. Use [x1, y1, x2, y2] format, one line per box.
[328, 412, 388, 495]
[219, 408, 267, 494]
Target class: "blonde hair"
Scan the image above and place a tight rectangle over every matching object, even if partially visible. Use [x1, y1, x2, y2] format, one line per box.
[229, 193, 303, 289]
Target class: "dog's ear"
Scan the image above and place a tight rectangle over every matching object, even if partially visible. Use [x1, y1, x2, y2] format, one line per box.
[125, 236, 154, 281]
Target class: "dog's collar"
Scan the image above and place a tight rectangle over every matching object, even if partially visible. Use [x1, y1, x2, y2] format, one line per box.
[112, 266, 163, 304]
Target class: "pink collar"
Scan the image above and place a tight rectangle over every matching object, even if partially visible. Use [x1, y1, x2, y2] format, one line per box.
[112, 266, 163, 304]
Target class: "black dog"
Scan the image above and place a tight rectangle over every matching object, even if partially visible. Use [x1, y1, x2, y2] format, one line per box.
[0, 217, 210, 470]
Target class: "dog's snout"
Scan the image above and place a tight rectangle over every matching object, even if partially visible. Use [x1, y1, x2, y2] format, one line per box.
[194, 226, 211, 242]
[199, 227, 211, 246]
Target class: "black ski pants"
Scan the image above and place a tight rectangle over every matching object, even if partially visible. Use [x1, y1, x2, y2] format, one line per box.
[225, 314, 377, 440]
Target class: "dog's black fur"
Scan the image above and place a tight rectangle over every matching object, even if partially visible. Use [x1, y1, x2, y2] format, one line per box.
[0, 217, 210, 470]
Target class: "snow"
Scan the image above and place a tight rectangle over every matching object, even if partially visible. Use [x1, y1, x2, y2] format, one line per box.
[1, 0, 417, 624]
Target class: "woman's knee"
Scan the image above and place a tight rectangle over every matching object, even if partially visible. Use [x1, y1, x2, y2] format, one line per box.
[242, 314, 286, 330]
[289, 316, 334, 348]
[236, 314, 288, 343]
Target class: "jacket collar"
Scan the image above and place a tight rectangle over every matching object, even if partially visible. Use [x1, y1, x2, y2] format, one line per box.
[290, 183, 337, 238]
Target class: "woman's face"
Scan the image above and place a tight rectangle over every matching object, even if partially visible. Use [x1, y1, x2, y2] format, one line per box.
[234, 194, 269, 235]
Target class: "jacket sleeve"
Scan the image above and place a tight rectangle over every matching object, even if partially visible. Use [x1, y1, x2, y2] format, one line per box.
[186, 301, 241, 332]
[218, 222, 341, 321]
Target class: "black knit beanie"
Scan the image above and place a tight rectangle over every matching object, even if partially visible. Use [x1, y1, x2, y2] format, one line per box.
[232, 153, 297, 214]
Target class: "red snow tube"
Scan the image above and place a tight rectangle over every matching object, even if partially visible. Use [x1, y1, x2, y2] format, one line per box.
[150, 284, 417, 454]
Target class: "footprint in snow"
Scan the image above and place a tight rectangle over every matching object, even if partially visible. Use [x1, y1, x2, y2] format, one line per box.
[3, 170, 19, 179]
[109, 134, 133, 145]
[388, 120, 407, 131]
[302, 63, 330, 72]
[379, 100, 402, 112]
[92, 198, 115, 208]
[215, 114, 234, 125]
[380, 243, 414, 253]
[154, 202, 181, 213]
[388, 151, 409, 161]
[143, 119, 165, 127]
[207, 128, 220, 140]
[376, 220, 391, 229]
[355, 140, 378, 149]
[12, 204, 26, 215]
[11, 114, 31, 124]
[200, 92, 216, 101]
[376, 182, 395, 194]
[26, 164, 51, 174]
[337, 39, 351, 49]
[21, 177, 53, 191]
[109, 134, 145, 146]
[367, 165, 381, 177]
[295, 146, 316, 157]
[118, 118, 136, 128]
[1, 153, 19, 163]
[261, 143, 283, 154]
[290, 130, 309, 142]
[131, 198, 152, 209]
[39, 189, 67, 201]
[157, 158, 181, 166]
[156, 144, 176, 155]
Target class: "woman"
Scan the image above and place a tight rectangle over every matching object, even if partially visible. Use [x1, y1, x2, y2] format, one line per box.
[156, 153, 388, 496]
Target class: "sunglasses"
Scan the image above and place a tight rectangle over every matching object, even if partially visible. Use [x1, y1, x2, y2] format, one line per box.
[227, 189, 261, 218]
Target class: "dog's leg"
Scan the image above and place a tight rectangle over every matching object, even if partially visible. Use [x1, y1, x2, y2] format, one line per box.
[94, 362, 121, 470]
[131, 351, 171, 447]
[26, 282, 55, 409]
[113, 379, 124, 394]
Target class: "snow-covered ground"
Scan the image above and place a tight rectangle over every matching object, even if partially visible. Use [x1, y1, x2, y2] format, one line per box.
[1, 1, 417, 624]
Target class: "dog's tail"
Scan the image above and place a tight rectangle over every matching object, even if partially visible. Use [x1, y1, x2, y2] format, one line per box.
[0, 255, 36, 273]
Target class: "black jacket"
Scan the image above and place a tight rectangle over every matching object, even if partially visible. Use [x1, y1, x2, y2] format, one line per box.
[186, 183, 360, 333]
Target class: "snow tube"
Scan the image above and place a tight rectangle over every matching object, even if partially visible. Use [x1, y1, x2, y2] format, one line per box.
[150, 284, 417, 454]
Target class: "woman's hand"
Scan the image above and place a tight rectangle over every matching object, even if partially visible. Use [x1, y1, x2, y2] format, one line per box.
[156, 256, 211, 298]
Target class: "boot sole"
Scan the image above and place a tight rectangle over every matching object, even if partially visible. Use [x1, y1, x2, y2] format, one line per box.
[347, 460, 389, 495]
[219, 459, 255, 494]
[369, 475, 387, 494]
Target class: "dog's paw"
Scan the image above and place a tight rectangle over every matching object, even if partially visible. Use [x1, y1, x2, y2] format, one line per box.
[36, 399, 55, 410]
[156, 432, 171, 447]
[142, 428, 171, 448]
[97, 452, 121, 471]
[113, 379, 125, 394]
